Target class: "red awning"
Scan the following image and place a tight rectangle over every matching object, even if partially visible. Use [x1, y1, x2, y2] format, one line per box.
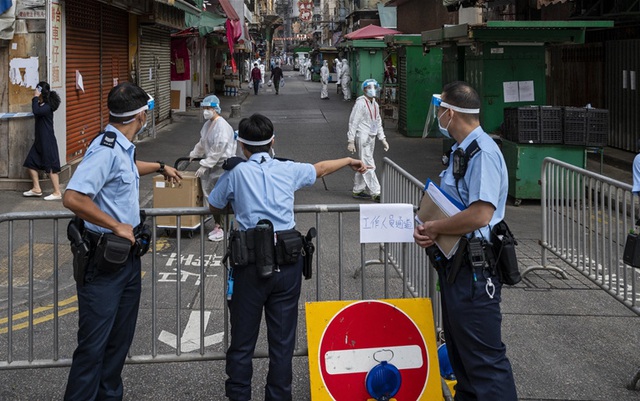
[344, 24, 401, 40]
[217, 0, 239, 21]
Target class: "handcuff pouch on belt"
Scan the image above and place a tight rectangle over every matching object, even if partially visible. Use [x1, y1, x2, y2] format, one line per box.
[94, 233, 131, 273]
[67, 216, 90, 286]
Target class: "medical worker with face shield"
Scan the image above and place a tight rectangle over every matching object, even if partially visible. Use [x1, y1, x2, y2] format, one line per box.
[339, 58, 351, 101]
[189, 95, 237, 241]
[320, 60, 330, 99]
[346, 79, 389, 202]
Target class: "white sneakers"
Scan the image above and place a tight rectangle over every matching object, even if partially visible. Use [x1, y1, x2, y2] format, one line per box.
[44, 194, 63, 201]
[208, 225, 224, 242]
[23, 190, 62, 200]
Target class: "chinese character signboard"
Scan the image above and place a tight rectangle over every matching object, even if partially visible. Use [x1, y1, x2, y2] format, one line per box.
[298, 0, 313, 22]
[49, 1, 62, 89]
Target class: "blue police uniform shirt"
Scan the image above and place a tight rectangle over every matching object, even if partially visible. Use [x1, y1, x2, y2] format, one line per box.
[208, 152, 316, 231]
[66, 125, 140, 234]
[439, 126, 508, 239]
[633, 153, 640, 194]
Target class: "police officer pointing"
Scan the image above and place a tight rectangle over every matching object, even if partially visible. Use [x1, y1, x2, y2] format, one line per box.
[62, 82, 181, 400]
[208, 113, 369, 401]
[413, 81, 517, 400]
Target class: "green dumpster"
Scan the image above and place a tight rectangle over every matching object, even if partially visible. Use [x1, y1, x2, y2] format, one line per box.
[502, 140, 585, 204]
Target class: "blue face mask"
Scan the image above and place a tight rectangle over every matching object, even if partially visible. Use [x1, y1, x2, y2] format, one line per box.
[365, 88, 376, 98]
[437, 109, 451, 138]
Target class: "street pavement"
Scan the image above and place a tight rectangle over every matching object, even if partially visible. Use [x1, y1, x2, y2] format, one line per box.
[1, 72, 640, 400]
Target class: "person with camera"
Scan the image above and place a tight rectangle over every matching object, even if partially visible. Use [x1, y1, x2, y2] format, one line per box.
[413, 81, 517, 400]
[208, 113, 369, 401]
[62, 82, 181, 401]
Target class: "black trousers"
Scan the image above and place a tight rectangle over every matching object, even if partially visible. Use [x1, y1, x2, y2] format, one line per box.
[64, 252, 141, 401]
[437, 262, 518, 401]
[225, 257, 303, 401]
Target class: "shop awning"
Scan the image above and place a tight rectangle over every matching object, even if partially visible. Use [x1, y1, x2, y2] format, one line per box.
[537, 0, 569, 8]
[163, 0, 202, 17]
[345, 24, 401, 40]
[217, 0, 239, 21]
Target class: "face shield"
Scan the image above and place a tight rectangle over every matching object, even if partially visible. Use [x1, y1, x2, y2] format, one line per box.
[423, 94, 443, 138]
[421, 94, 480, 138]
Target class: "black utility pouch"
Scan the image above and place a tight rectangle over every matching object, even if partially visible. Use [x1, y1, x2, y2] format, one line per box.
[491, 220, 521, 285]
[253, 220, 275, 279]
[67, 217, 90, 286]
[94, 233, 131, 273]
[229, 230, 250, 267]
[275, 229, 303, 266]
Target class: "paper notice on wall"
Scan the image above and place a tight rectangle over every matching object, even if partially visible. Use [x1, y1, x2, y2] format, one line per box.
[76, 70, 85, 92]
[518, 81, 535, 102]
[503, 81, 519, 103]
[503, 80, 535, 103]
[149, 67, 153, 81]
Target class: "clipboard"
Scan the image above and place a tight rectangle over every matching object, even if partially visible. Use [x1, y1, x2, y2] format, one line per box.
[415, 180, 464, 259]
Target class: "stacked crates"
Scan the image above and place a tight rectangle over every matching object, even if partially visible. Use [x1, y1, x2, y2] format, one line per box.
[503, 106, 608, 146]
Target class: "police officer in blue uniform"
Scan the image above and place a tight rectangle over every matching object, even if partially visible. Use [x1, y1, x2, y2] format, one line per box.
[208, 113, 369, 401]
[413, 81, 517, 400]
[62, 82, 181, 401]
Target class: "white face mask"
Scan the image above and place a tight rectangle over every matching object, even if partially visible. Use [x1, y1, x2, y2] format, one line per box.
[437, 109, 452, 138]
[203, 109, 215, 120]
[365, 88, 376, 98]
[136, 113, 148, 136]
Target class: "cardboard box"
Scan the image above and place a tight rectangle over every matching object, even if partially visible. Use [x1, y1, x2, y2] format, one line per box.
[153, 172, 203, 229]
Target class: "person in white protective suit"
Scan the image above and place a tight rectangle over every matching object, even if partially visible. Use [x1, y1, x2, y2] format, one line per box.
[320, 60, 330, 100]
[305, 58, 313, 81]
[346, 79, 389, 202]
[333, 58, 343, 95]
[189, 95, 238, 241]
[339, 58, 351, 101]
[299, 56, 306, 76]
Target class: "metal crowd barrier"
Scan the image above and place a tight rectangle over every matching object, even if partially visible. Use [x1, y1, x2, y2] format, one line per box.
[0, 158, 439, 370]
[533, 158, 640, 315]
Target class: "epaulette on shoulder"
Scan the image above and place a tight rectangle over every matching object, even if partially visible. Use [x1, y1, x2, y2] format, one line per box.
[99, 131, 117, 149]
[222, 157, 246, 171]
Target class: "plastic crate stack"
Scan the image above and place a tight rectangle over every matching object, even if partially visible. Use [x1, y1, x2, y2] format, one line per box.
[503, 106, 608, 146]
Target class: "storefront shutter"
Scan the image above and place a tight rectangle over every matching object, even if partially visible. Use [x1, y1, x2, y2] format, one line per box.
[65, 0, 129, 161]
[139, 25, 171, 127]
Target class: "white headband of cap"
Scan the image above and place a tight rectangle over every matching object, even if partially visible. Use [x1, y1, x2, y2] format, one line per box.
[440, 101, 479, 114]
[237, 135, 274, 146]
[109, 95, 154, 117]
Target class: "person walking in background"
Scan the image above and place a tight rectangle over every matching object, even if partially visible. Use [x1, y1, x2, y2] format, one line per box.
[339, 58, 351, 101]
[23, 81, 63, 200]
[270, 62, 284, 95]
[347, 79, 389, 202]
[333, 58, 342, 96]
[305, 57, 312, 81]
[251, 63, 261, 95]
[320, 60, 330, 100]
[189, 95, 237, 242]
[413, 81, 518, 401]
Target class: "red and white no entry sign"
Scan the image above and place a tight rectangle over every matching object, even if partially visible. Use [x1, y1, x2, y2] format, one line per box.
[316, 300, 431, 400]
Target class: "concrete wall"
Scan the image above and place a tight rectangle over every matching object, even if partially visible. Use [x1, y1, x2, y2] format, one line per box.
[396, 0, 456, 34]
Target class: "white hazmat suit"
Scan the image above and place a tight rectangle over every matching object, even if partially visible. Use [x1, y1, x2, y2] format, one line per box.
[334, 59, 343, 95]
[320, 60, 329, 99]
[339, 58, 351, 100]
[346, 80, 389, 200]
[305, 58, 312, 81]
[190, 113, 237, 197]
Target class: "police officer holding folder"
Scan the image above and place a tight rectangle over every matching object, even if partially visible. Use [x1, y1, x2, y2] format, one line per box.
[413, 81, 517, 400]
[62, 82, 181, 401]
[208, 113, 368, 401]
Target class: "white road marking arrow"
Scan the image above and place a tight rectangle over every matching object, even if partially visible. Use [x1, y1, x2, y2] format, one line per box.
[158, 311, 224, 352]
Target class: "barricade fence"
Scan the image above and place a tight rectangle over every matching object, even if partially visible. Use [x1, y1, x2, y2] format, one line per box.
[537, 158, 640, 314]
[0, 158, 439, 370]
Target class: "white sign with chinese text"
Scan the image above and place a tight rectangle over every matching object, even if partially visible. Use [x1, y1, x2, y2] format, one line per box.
[359, 203, 415, 244]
